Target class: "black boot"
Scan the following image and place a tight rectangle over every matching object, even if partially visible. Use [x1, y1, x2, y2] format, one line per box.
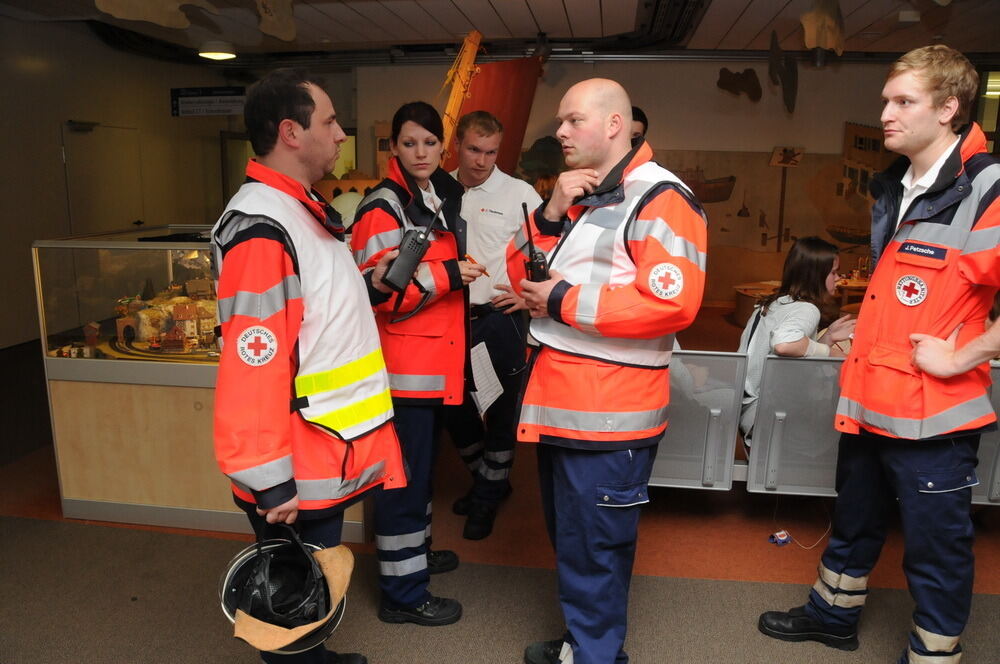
[758, 606, 858, 651]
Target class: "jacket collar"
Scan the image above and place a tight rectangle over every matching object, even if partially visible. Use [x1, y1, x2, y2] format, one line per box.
[386, 156, 464, 230]
[872, 123, 987, 199]
[575, 141, 652, 208]
[245, 159, 344, 239]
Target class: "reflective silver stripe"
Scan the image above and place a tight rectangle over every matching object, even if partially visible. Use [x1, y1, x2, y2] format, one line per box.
[837, 394, 995, 439]
[379, 554, 426, 577]
[962, 224, 1000, 256]
[913, 624, 961, 653]
[215, 213, 287, 247]
[589, 227, 618, 285]
[899, 222, 965, 249]
[389, 373, 446, 392]
[424, 524, 432, 539]
[573, 283, 603, 335]
[483, 449, 514, 464]
[426, 501, 432, 515]
[456, 440, 483, 457]
[812, 579, 866, 608]
[520, 403, 668, 433]
[414, 262, 438, 294]
[907, 649, 961, 664]
[479, 465, 510, 481]
[376, 529, 425, 551]
[630, 218, 708, 270]
[354, 228, 402, 265]
[818, 563, 869, 591]
[511, 226, 531, 256]
[296, 460, 386, 501]
[218, 276, 301, 323]
[227, 455, 294, 491]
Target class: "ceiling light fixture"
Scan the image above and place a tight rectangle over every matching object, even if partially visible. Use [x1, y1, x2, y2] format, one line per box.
[198, 41, 236, 60]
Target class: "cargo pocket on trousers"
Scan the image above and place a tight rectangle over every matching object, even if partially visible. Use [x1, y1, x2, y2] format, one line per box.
[916, 468, 979, 494]
[595, 481, 650, 508]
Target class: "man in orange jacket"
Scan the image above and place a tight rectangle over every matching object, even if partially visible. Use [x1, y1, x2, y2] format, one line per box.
[211, 69, 406, 664]
[510, 79, 707, 664]
[758, 46, 1000, 664]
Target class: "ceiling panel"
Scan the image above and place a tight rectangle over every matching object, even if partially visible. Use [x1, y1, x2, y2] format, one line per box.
[344, 0, 427, 42]
[527, 0, 573, 39]
[293, 3, 365, 48]
[306, 1, 396, 46]
[378, 1, 452, 41]
[416, 0, 476, 37]
[563, 0, 602, 39]
[716, 0, 791, 50]
[488, 0, 540, 38]
[685, 0, 747, 50]
[602, 0, 638, 37]
[451, 0, 511, 39]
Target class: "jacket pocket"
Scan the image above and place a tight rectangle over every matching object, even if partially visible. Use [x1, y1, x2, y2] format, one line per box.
[384, 300, 450, 337]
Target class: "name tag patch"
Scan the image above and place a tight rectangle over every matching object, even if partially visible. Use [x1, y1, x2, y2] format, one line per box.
[649, 263, 684, 299]
[895, 275, 928, 306]
[899, 242, 946, 260]
[237, 325, 278, 366]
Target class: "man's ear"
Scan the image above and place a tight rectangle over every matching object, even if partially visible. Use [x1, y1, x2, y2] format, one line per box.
[938, 96, 960, 128]
[607, 111, 624, 139]
[277, 118, 299, 148]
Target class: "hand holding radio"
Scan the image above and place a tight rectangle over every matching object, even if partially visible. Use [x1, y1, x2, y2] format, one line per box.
[520, 270, 565, 319]
[521, 202, 549, 282]
[371, 249, 400, 294]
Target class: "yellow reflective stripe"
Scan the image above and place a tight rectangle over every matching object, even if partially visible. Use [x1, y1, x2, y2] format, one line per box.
[308, 388, 393, 433]
[908, 650, 961, 664]
[295, 348, 386, 397]
[812, 579, 866, 608]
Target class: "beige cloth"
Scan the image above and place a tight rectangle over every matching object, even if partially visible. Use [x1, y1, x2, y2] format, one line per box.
[233, 544, 354, 652]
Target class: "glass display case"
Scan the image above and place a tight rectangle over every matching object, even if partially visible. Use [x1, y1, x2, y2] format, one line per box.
[33, 225, 218, 369]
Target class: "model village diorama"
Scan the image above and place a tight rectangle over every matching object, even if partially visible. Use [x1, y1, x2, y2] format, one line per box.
[51, 276, 219, 363]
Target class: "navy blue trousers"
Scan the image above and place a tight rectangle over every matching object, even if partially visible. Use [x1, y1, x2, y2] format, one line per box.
[444, 309, 527, 503]
[373, 403, 439, 608]
[805, 432, 979, 659]
[538, 443, 657, 664]
[241, 505, 345, 663]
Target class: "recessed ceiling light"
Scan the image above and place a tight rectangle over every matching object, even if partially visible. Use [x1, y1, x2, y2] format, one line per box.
[198, 41, 236, 60]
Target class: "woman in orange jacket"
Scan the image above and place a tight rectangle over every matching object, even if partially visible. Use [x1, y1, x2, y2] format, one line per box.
[350, 101, 485, 627]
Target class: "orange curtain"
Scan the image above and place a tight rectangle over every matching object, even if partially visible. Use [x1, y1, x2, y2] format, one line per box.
[443, 56, 543, 175]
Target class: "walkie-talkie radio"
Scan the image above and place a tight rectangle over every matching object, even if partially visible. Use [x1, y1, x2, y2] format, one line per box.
[522, 202, 549, 282]
[380, 202, 446, 292]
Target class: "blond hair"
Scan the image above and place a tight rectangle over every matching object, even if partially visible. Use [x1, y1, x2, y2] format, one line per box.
[456, 110, 503, 142]
[887, 45, 979, 131]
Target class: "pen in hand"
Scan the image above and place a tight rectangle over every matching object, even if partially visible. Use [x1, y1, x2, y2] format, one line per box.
[464, 253, 490, 277]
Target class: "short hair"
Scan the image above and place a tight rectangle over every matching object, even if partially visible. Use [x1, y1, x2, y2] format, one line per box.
[244, 68, 323, 156]
[456, 110, 503, 142]
[887, 45, 979, 132]
[391, 101, 444, 143]
[631, 105, 648, 135]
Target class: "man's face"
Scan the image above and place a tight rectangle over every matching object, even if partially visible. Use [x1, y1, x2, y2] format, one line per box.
[555, 87, 609, 170]
[880, 70, 955, 159]
[630, 120, 645, 140]
[299, 84, 346, 184]
[456, 130, 501, 187]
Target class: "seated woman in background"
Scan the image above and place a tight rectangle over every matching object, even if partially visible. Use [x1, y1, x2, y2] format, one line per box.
[738, 236, 856, 446]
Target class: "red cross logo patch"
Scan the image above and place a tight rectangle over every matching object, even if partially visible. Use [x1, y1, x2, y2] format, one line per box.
[649, 263, 684, 300]
[895, 275, 928, 306]
[236, 325, 278, 366]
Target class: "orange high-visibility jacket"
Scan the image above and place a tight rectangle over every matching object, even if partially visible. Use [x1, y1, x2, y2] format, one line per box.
[507, 142, 708, 449]
[836, 124, 1000, 440]
[350, 158, 471, 405]
[212, 160, 406, 513]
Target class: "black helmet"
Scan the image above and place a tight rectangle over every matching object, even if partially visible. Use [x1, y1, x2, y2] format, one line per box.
[219, 526, 352, 654]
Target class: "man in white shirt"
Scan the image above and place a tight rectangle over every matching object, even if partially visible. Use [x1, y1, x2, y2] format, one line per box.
[444, 111, 542, 540]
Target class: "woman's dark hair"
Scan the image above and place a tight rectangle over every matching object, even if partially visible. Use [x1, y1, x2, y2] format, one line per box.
[391, 101, 444, 143]
[244, 68, 322, 156]
[759, 236, 839, 317]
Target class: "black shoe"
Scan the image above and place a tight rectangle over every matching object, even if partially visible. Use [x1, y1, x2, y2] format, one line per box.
[378, 595, 462, 626]
[463, 501, 498, 540]
[523, 639, 565, 664]
[427, 548, 459, 574]
[327, 653, 367, 664]
[452, 483, 512, 516]
[758, 606, 858, 651]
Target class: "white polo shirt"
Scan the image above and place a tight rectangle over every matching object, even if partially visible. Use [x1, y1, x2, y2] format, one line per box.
[895, 136, 960, 230]
[452, 166, 542, 305]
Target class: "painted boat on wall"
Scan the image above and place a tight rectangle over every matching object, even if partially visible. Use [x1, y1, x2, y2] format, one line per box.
[675, 168, 736, 203]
